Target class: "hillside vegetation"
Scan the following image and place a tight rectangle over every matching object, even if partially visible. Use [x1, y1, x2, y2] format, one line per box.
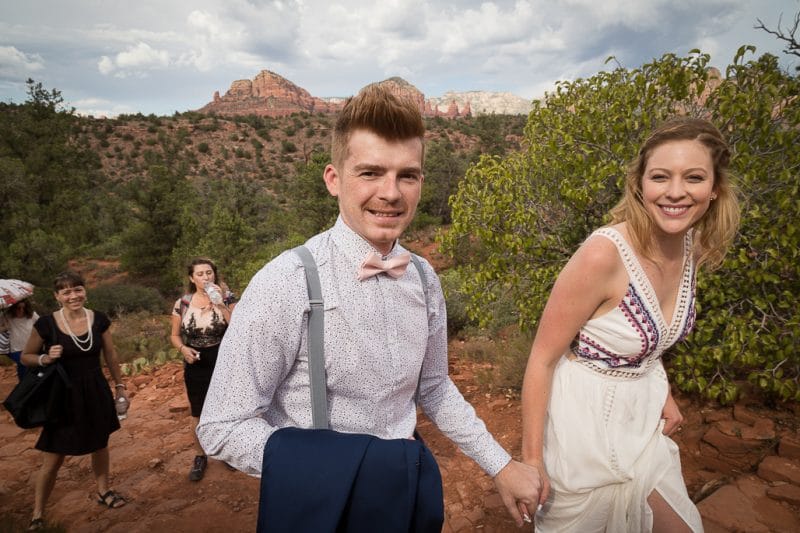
[0, 80, 523, 294]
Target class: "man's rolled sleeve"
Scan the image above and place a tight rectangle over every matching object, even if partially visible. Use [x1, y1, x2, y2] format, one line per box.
[416, 261, 512, 477]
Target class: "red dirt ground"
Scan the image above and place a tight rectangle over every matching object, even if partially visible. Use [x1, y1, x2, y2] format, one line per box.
[1, 348, 799, 532]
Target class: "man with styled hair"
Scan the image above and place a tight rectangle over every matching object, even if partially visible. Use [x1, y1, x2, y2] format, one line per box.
[198, 83, 543, 530]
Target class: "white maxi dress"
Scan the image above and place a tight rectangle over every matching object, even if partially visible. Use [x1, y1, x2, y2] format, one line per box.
[536, 227, 703, 533]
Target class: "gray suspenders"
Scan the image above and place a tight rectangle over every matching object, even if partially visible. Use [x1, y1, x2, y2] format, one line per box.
[292, 245, 429, 430]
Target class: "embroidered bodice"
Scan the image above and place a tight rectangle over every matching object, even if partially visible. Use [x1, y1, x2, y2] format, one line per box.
[571, 227, 696, 378]
[172, 297, 232, 349]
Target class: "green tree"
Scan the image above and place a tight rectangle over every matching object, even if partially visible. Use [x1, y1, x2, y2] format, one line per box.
[121, 164, 188, 288]
[417, 139, 472, 225]
[285, 151, 338, 237]
[442, 49, 800, 402]
[0, 79, 106, 285]
[170, 176, 293, 293]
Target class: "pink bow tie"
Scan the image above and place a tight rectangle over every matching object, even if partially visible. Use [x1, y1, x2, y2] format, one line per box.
[357, 251, 411, 281]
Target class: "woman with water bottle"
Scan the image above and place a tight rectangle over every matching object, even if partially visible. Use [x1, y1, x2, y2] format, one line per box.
[21, 271, 128, 530]
[169, 257, 236, 482]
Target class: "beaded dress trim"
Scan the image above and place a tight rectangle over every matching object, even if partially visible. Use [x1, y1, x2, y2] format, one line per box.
[572, 227, 695, 378]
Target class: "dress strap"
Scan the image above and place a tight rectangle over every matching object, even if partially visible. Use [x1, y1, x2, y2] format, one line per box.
[590, 227, 667, 337]
[590, 227, 646, 286]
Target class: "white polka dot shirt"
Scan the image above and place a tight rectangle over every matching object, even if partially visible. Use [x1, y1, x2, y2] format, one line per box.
[197, 217, 511, 477]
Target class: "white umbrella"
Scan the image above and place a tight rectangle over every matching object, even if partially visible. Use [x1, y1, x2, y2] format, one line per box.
[0, 279, 34, 309]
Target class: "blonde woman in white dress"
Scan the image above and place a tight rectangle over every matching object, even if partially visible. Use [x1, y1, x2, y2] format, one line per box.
[521, 118, 740, 532]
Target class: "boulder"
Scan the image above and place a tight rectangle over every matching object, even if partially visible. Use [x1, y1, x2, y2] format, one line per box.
[758, 456, 800, 485]
[778, 433, 800, 460]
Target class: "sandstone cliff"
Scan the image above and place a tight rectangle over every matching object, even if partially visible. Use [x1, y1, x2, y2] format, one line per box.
[198, 70, 528, 118]
[428, 91, 531, 116]
[198, 70, 341, 117]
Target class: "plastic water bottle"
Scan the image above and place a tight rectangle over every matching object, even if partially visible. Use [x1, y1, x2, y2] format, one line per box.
[116, 396, 129, 420]
[205, 282, 223, 305]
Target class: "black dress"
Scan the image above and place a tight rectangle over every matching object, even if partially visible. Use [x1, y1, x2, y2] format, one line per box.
[173, 295, 233, 417]
[33, 312, 120, 455]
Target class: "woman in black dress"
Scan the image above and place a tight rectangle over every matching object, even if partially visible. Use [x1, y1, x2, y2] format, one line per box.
[169, 257, 235, 481]
[21, 271, 128, 530]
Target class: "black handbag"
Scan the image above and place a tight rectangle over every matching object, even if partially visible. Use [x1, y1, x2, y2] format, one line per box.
[2, 315, 72, 429]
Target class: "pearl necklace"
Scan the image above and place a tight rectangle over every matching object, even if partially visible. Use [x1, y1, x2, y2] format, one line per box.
[60, 308, 94, 352]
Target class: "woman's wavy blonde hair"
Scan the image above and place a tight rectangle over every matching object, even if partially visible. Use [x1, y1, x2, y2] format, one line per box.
[609, 117, 740, 270]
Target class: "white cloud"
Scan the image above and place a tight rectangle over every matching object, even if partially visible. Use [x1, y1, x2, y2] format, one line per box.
[70, 97, 134, 118]
[1, 0, 796, 114]
[0, 45, 44, 80]
[117, 42, 170, 69]
[98, 56, 115, 75]
[178, 2, 303, 72]
[97, 42, 170, 78]
[368, 0, 428, 37]
[437, 1, 542, 55]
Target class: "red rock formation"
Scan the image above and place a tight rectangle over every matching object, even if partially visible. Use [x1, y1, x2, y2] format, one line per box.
[374, 77, 426, 114]
[198, 70, 342, 117]
[444, 100, 460, 118]
[198, 70, 471, 119]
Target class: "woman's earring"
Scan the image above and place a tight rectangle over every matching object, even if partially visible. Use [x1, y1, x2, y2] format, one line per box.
[710, 193, 717, 200]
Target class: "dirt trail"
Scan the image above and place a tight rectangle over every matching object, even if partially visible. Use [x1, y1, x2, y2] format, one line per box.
[1, 353, 799, 532]
[0, 356, 521, 532]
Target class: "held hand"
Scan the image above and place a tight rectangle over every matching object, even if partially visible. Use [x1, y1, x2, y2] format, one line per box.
[493, 460, 547, 527]
[661, 392, 684, 437]
[115, 387, 129, 402]
[48, 344, 63, 362]
[181, 346, 200, 364]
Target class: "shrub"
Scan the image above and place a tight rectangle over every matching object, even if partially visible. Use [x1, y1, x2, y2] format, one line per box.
[88, 283, 165, 317]
[111, 311, 177, 367]
[281, 140, 297, 153]
[439, 269, 474, 337]
[443, 48, 800, 403]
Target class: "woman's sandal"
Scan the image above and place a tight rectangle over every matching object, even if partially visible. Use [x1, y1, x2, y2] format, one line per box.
[97, 490, 127, 509]
[28, 518, 44, 531]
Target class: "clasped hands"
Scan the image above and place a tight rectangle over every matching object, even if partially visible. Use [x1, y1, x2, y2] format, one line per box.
[493, 459, 550, 527]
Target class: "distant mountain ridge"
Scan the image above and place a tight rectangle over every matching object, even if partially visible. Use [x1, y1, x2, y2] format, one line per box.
[198, 70, 531, 118]
[428, 91, 531, 116]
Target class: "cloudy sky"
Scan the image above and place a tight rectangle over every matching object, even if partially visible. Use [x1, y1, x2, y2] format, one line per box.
[1, 0, 797, 116]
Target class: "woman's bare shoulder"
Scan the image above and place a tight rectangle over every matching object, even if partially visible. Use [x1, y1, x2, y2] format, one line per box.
[569, 230, 624, 279]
